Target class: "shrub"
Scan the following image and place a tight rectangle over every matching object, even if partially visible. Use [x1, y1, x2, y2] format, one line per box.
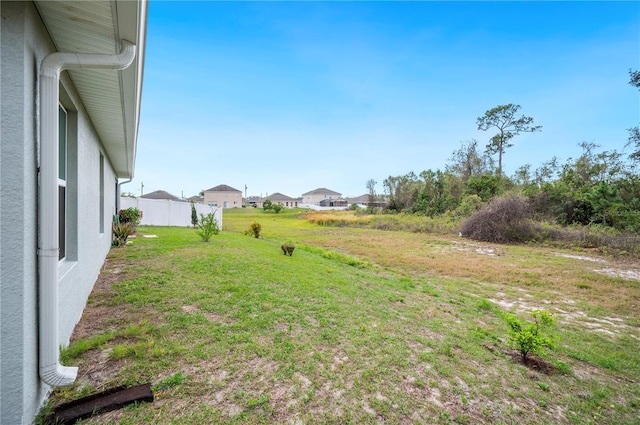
[196, 213, 219, 242]
[272, 203, 283, 214]
[112, 222, 134, 247]
[118, 207, 142, 228]
[460, 193, 534, 243]
[281, 243, 295, 256]
[450, 194, 483, 220]
[263, 200, 273, 211]
[190, 203, 198, 228]
[502, 310, 555, 362]
[248, 221, 262, 238]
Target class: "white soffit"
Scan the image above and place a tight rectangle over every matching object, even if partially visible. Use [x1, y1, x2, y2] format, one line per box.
[35, 0, 143, 178]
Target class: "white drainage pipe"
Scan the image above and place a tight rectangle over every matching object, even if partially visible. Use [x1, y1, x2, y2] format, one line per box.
[39, 40, 136, 386]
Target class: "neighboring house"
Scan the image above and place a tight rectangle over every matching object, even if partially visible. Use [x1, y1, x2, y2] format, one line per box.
[261, 192, 299, 208]
[319, 198, 348, 207]
[203, 184, 243, 208]
[301, 188, 342, 206]
[187, 195, 204, 204]
[246, 195, 262, 207]
[346, 194, 389, 209]
[0, 2, 147, 423]
[140, 190, 184, 201]
[345, 195, 370, 205]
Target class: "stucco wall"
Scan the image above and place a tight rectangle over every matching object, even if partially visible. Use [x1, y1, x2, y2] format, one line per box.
[57, 74, 116, 341]
[303, 192, 341, 206]
[1, 3, 53, 423]
[204, 191, 243, 208]
[1, 3, 119, 423]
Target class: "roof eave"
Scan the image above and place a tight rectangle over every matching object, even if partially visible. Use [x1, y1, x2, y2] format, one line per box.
[34, 0, 148, 180]
[115, 0, 147, 179]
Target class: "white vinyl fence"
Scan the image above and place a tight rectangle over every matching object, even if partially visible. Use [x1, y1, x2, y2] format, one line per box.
[120, 198, 223, 229]
[299, 203, 349, 211]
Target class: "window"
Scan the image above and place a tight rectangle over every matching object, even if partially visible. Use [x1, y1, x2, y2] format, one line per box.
[57, 84, 79, 266]
[58, 105, 67, 260]
[99, 153, 104, 233]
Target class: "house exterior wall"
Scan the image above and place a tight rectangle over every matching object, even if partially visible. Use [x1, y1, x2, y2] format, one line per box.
[1, 4, 45, 423]
[1, 3, 119, 422]
[204, 190, 243, 208]
[260, 197, 298, 208]
[303, 192, 341, 206]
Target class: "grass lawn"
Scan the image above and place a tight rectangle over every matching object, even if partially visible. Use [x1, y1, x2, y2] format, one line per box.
[46, 208, 640, 424]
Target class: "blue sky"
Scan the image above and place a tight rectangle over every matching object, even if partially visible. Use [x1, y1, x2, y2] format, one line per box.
[129, 1, 640, 199]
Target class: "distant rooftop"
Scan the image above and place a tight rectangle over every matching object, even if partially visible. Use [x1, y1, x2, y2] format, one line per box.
[140, 190, 181, 200]
[264, 192, 296, 201]
[301, 187, 341, 196]
[205, 184, 242, 192]
[187, 195, 204, 203]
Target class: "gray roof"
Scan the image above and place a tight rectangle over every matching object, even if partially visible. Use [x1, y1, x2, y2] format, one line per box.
[265, 192, 296, 201]
[346, 195, 370, 203]
[205, 184, 242, 193]
[301, 187, 342, 196]
[346, 194, 388, 204]
[140, 190, 181, 200]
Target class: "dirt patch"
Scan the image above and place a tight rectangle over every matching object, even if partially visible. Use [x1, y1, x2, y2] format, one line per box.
[63, 255, 164, 393]
[506, 350, 558, 375]
[555, 252, 640, 281]
[488, 292, 640, 342]
[483, 344, 558, 375]
[555, 253, 607, 263]
[74, 349, 129, 391]
[439, 241, 504, 257]
[593, 267, 640, 281]
[181, 305, 235, 324]
[70, 257, 134, 340]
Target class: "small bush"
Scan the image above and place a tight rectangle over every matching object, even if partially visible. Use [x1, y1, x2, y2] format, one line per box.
[112, 222, 134, 247]
[272, 203, 283, 214]
[281, 243, 295, 256]
[196, 213, 219, 242]
[460, 193, 534, 243]
[247, 221, 262, 238]
[502, 309, 555, 362]
[118, 207, 142, 228]
[263, 200, 273, 211]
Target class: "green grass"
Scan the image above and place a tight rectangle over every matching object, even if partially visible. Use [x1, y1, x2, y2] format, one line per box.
[45, 208, 640, 424]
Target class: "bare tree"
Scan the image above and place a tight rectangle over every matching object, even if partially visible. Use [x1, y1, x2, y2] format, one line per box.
[627, 69, 640, 161]
[366, 179, 377, 210]
[446, 139, 494, 180]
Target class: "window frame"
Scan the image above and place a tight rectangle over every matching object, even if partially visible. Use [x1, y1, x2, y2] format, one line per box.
[58, 104, 67, 261]
[99, 152, 105, 234]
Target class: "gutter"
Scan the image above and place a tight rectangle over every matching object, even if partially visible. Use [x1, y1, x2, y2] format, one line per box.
[38, 40, 136, 386]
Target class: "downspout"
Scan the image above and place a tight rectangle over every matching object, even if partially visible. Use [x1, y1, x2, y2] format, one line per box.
[39, 40, 136, 386]
[117, 178, 133, 212]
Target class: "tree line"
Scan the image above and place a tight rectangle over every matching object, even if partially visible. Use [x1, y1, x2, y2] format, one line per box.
[379, 70, 640, 233]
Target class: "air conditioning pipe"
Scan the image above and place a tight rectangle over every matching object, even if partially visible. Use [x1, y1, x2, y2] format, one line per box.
[39, 40, 136, 386]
